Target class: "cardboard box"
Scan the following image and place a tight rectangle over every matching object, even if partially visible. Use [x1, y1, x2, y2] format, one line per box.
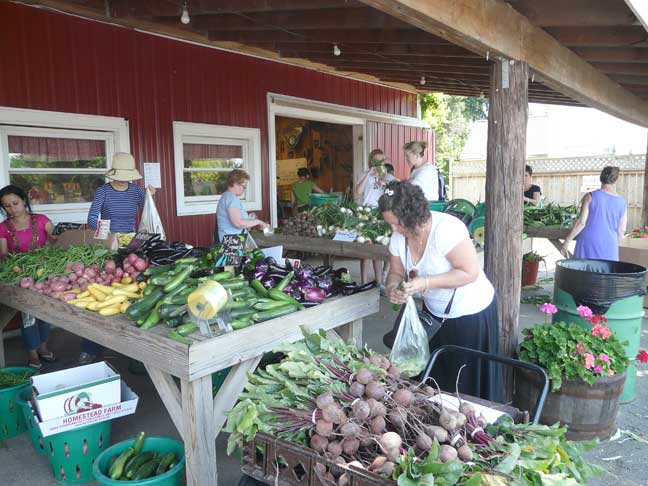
[53, 228, 118, 250]
[619, 237, 648, 308]
[35, 380, 138, 437]
[31, 361, 121, 422]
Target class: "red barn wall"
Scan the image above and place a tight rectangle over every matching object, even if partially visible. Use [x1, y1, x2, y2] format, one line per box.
[0, 2, 423, 246]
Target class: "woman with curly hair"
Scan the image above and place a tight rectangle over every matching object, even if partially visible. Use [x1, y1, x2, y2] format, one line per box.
[379, 181, 500, 400]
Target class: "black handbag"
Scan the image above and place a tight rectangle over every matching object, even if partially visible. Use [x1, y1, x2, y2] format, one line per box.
[382, 238, 456, 349]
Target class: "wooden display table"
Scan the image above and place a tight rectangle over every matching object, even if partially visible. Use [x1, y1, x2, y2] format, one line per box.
[0, 284, 379, 486]
[251, 232, 390, 263]
[523, 226, 571, 255]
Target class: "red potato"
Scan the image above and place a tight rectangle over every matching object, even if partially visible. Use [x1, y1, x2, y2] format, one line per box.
[133, 258, 147, 272]
[50, 281, 67, 293]
[103, 260, 116, 274]
[20, 277, 34, 289]
[71, 262, 85, 273]
[68, 272, 77, 282]
[114, 268, 123, 279]
[75, 269, 84, 277]
[127, 253, 138, 265]
[34, 282, 44, 290]
[62, 292, 77, 301]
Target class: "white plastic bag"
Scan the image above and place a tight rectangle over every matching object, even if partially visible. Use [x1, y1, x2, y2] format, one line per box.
[389, 297, 431, 377]
[139, 188, 166, 240]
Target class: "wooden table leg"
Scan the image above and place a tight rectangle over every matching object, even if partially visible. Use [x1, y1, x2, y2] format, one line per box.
[548, 239, 571, 258]
[0, 305, 17, 367]
[145, 365, 185, 441]
[337, 318, 363, 347]
[182, 375, 217, 486]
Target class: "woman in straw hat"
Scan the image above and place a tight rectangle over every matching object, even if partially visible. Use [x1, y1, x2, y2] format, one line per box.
[82, 153, 157, 364]
[87, 153, 156, 233]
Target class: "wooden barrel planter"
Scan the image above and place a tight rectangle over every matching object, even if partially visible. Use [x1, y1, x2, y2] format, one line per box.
[514, 368, 626, 441]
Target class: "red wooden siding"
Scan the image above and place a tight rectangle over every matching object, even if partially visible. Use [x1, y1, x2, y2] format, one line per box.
[367, 122, 435, 180]
[0, 3, 421, 246]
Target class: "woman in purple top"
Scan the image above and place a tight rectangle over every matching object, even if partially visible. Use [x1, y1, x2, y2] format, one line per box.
[561, 166, 627, 261]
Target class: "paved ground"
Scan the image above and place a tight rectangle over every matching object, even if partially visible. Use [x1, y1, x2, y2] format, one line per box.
[2, 245, 647, 485]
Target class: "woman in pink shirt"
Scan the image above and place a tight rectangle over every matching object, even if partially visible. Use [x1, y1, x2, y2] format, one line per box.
[0, 185, 57, 369]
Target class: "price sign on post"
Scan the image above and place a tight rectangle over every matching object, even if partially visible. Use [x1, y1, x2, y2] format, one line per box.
[214, 234, 246, 266]
[94, 219, 111, 240]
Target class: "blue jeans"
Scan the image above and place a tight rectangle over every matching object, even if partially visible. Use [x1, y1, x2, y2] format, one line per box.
[21, 315, 50, 352]
[81, 338, 102, 356]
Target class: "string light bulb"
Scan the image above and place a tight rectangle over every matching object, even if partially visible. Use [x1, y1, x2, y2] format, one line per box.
[333, 44, 341, 56]
[180, 1, 190, 24]
[420, 75, 426, 86]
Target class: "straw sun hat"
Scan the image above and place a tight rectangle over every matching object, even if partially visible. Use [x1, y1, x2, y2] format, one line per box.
[105, 153, 143, 182]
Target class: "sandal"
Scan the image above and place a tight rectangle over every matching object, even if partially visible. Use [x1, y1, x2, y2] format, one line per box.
[28, 361, 43, 370]
[38, 351, 57, 363]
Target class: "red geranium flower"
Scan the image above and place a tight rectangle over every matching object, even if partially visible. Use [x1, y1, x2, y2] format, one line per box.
[637, 350, 648, 363]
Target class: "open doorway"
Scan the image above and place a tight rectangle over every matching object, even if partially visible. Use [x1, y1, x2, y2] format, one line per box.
[274, 116, 355, 224]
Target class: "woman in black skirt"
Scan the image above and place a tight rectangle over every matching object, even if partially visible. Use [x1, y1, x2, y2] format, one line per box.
[379, 181, 500, 401]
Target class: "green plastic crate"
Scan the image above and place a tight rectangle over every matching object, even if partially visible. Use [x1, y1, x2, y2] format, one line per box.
[45, 419, 112, 484]
[0, 366, 35, 439]
[93, 436, 185, 486]
[17, 388, 46, 455]
[308, 193, 339, 207]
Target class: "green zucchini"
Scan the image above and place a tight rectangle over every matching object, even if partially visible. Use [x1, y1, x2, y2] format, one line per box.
[275, 271, 294, 291]
[126, 288, 165, 321]
[230, 308, 256, 319]
[252, 304, 298, 322]
[250, 279, 269, 297]
[133, 431, 146, 454]
[168, 331, 192, 345]
[158, 304, 185, 320]
[144, 264, 172, 276]
[108, 447, 135, 479]
[140, 308, 161, 330]
[143, 284, 161, 296]
[134, 459, 160, 480]
[156, 452, 176, 475]
[253, 299, 291, 311]
[205, 270, 233, 281]
[268, 288, 303, 308]
[163, 266, 194, 293]
[232, 319, 252, 330]
[220, 278, 248, 291]
[163, 315, 184, 328]
[175, 322, 198, 336]
[125, 452, 156, 479]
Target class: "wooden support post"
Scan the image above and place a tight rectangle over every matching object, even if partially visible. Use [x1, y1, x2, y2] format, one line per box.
[485, 59, 528, 398]
[182, 376, 217, 486]
[337, 319, 363, 347]
[145, 365, 185, 441]
[643, 132, 648, 227]
[0, 305, 17, 367]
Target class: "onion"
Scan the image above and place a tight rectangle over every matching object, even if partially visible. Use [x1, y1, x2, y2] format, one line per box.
[68, 272, 78, 282]
[127, 253, 138, 265]
[380, 432, 402, 452]
[114, 268, 124, 278]
[70, 262, 85, 273]
[75, 269, 84, 277]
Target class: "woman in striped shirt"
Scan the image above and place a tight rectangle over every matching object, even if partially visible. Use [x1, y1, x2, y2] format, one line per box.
[87, 153, 156, 233]
[82, 152, 157, 364]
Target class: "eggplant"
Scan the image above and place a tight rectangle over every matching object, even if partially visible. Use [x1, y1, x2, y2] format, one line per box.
[261, 276, 276, 290]
[255, 260, 269, 274]
[295, 264, 314, 280]
[356, 281, 377, 293]
[333, 268, 349, 279]
[302, 301, 322, 308]
[191, 268, 216, 278]
[267, 272, 289, 280]
[341, 283, 358, 296]
[289, 288, 303, 302]
[283, 283, 293, 293]
[303, 287, 326, 303]
[316, 275, 335, 293]
[298, 277, 316, 288]
[254, 270, 267, 281]
[268, 263, 289, 275]
[314, 266, 332, 278]
[264, 256, 276, 265]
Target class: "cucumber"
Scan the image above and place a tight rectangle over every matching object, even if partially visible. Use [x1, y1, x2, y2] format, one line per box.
[133, 431, 146, 454]
[163, 266, 194, 293]
[125, 451, 156, 479]
[108, 447, 135, 479]
[144, 264, 172, 276]
[168, 331, 192, 345]
[126, 288, 165, 321]
[220, 279, 248, 291]
[158, 304, 185, 320]
[232, 319, 252, 330]
[252, 304, 298, 322]
[156, 452, 176, 475]
[230, 308, 255, 319]
[205, 271, 233, 282]
[140, 308, 161, 330]
[230, 298, 257, 310]
[268, 288, 303, 308]
[175, 322, 198, 336]
[143, 284, 161, 296]
[253, 299, 291, 311]
[275, 271, 294, 291]
[250, 279, 269, 297]
[134, 458, 160, 480]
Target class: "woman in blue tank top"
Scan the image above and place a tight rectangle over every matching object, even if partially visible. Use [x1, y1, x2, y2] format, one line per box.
[561, 166, 627, 261]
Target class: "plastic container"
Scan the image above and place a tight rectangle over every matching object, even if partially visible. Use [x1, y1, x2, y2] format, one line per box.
[553, 259, 646, 402]
[0, 366, 35, 439]
[308, 193, 339, 207]
[429, 201, 448, 212]
[17, 388, 46, 455]
[46, 419, 112, 484]
[93, 436, 185, 486]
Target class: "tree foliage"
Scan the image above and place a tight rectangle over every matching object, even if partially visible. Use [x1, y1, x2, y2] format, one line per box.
[420, 93, 488, 181]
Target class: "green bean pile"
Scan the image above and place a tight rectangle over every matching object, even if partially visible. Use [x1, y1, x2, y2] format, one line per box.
[0, 245, 115, 285]
[0, 369, 35, 389]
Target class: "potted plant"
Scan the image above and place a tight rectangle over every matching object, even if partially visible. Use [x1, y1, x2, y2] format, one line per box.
[521, 251, 544, 286]
[514, 303, 638, 441]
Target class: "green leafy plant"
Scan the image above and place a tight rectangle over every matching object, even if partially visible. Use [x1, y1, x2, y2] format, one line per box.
[626, 226, 648, 239]
[519, 306, 628, 391]
[522, 251, 545, 262]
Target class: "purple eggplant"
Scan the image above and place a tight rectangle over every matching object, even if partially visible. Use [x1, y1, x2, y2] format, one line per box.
[303, 286, 326, 303]
[254, 270, 267, 281]
[261, 275, 276, 290]
[316, 275, 335, 293]
[255, 260, 269, 274]
[290, 288, 304, 302]
[298, 277, 316, 288]
[295, 264, 314, 280]
[283, 283, 293, 293]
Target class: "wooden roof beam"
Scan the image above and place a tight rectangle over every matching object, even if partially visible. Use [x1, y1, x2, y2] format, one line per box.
[544, 26, 648, 48]
[292, 55, 489, 66]
[574, 47, 648, 63]
[358, 0, 648, 126]
[207, 28, 450, 44]
[146, 0, 363, 17]
[190, 7, 410, 31]
[592, 63, 648, 75]
[509, 0, 637, 27]
[261, 43, 477, 56]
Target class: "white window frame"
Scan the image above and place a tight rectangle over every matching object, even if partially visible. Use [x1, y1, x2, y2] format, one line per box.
[173, 121, 262, 216]
[0, 107, 130, 223]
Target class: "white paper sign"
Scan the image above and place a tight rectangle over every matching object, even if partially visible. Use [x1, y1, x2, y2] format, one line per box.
[261, 245, 283, 262]
[333, 230, 358, 242]
[580, 175, 600, 193]
[94, 219, 111, 240]
[143, 162, 162, 188]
